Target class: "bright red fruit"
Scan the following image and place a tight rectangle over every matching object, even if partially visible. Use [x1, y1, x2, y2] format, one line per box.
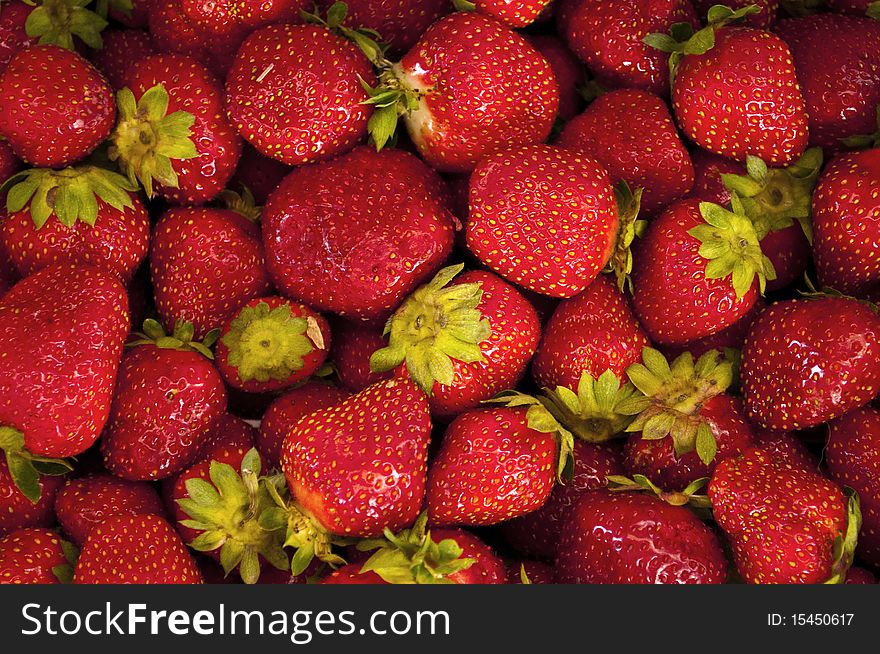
[0, 528, 68, 584]
[0, 0, 35, 72]
[475, 0, 550, 27]
[148, 0, 236, 75]
[524, 34, 584, 121]
[90, 29, 156, 89]
[751, 429, 817, 472]
[0, 459, 63, 536]
[330, 321, 394, 392]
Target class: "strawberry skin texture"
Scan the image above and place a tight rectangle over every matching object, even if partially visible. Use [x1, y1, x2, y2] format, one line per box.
[180, 0, 308, 54]
[709, 448, 847, 584]
[331, 321, 394, 393]
[559, 0, 698, 96]
[225, 24, 375, 167]
[281, 379, 431, 537]
[827, 407, 880, 569]
[741, 297, 880, 430]
[194, 413, 256, 463]
[828, 0, 876, 12]
[427, 407, 557, 526]
[230, 144, 291, 205]
[262, 147, 455, 321]
[475, 0, 550, 28]
[151, 207, 271, 338]
[466, 144, 618, 297]
[846, 567, 877, 584]
[532, 275, 650, 390]
[90, 29, 156, 90]
[74, 513, 203, 584]
[672, 27, 808, 166]
[0, 139, 21, 184]
[0, 45, 114, 167]
[0, 528, 67, 584]
[661, 297, 764, 362]
[689, 147, 744, 206]
[0, 459, 63, 536]
[525, 35, 583, 121]
[101, 344, 228, 480]
[555, 489, 727, 584]
[433, 528, 507, 584]
[558, 89, 695, 215]
[813, 149, 880, 297]
[397, 12, 559, 173]
[0, 264, 129, 457]
[775, 15, 880, 152]
[149, 0, 237, 75]
[752, 428, 817, 472]
[0, 0, 35, 72]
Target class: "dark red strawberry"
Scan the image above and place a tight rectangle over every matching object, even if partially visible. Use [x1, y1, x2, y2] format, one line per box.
[506, 559, 556, 584]
[752, 428, 817, 472]
[661, 297, 764, 362]
[555, 489, 728, 583]
[689, 147, 744, 206]
[320, 564, 387, 584]
[74, 513, 203, 584]
[148, 0, 235, 75]
[0, 528, 71, 584]
[525, 34, 584, 121]
[54, 474, 165, 546]
[194, 413, 257, 463]
[741, 296, 880, 430]
[0, 139, 21, 183]
[331, 321, 394, 392]
[557, 88, 695, 214]
[262, 147, 454, 322]
[475, 0, 550, 27]
[0, 45, 114, 167]
[110, 0, 152, 28]
[229, 144, 290, 204]
[827, 0, 880, 16]
[694, 0, 778, 28]
[709, 447, 859, 584]
[371, 266, 540, 418]
[0, 458, 63, 536]
[151, 207, 270, 338]
[101, 320, 227, 480]
[0, 0, 35, 71]
[89, 29, 155, 90]
[845, 567, 877, 584]
[0, 0, 107, 66]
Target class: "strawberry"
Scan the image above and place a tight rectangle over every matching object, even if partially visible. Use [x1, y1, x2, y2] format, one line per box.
[506, 559, 555, 584]
[148, 0, 235, 75]
[524, 34, 584, 121]
[694, 0, 778, 28]
[366, 12, 559, 173]
[110, 0, 152, 28]
[0, 0, 107, 66]
[466, 144, 618, 297]
[74, 513, 203, 584]
[775, 14, 880, 152]
[54, 474, 164, 547]
[101, 320, 227, 481]
[661, 297, 764, 362]
[812, 149, 880, 297]
[151, 207, 270, 338]
[89, 28, 155, 90]
[110, 54, 241, 205]
[555, 489, 728, 583]
[215, 297, 331, 394]
[827, 0, 880, 16]
[647, 5, 809, 166]
[689, 146, 745, 206]
[258, 382, 350, 469]
[558, 0, 698, 96]
[708, 447, 859, 584]
[826, 406, 880, 569]
[557, 88, 695, 215]
[751, 428, 816, 472]
[0, 139, 21, 183]
[741, 296, 880, 430]
[0, 528, 73, 584]
[224, 23, 375, 166]
[330, 321, 394, 392]
[0, 458, 64, 536]
[1, 166, 149, 282]
[473, 0, 551, 27]
[194, 413, 257, 463]
[0, 0, 35, 71]
[846, 567, 877, 584]
[229, 144, 290, 205]
[0, 45, 114, 167]
[262, 147, 454, 322]
[370, 265, 540, 418]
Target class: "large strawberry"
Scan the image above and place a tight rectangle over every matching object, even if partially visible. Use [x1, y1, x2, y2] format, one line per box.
[262, 147, 454, 322]
[0, 458, 64, 536]
[709, 447, 859, 584]
[466, 144, 618, 297]
[741, 295, 880, 430]
[0, 528, 73, 584]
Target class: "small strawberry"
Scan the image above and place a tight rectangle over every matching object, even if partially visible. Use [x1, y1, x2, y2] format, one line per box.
[101, 320, 227, 481]
[845, 567, 877, 584]
[709, 447, 860, 584]
[0, 528, 74, 584]
[689, 146, 744, 206]
[74, 513, 203, 584]
[0, 458, 64, 536]
[524, 34, 584, 121]
[473, 0, 551, 27]
[741, 295, 880, 430]
[330, 321, 394, 392]
[89, 28, 155, 90]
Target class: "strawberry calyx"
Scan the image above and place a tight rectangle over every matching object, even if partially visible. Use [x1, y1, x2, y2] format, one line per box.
[218, 185, 260, 222]
[868, 2, 880, 20]
[108, 83, 199, 199]
[841, 105, 880, 150]
[0, 426, 73, 504]
[176, 448, 289, 584]
[369, 264, 491, 396]
[0, 165, 137, 228]
[824, 488, 862, 585]
[688, 194, 777, 298]
[624, 348, 733, 465]
[355, 513, 475, 584]
[221, 301, 322, 384]
[606, 473, 712, 510]
[23, 0, 108, 50]
[604, 181, 647, 293]
[50, 538, 79, 584]
[128, 319, 219, 360]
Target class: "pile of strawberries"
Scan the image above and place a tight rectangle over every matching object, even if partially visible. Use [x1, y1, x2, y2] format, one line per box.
[0, 0, 878, 586]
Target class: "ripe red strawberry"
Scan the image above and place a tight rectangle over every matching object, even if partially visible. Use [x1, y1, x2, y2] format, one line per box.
[1, 166, 149, 282]
[0, 528, 71, 584]
[0, 0, 109, 55]
[229, 144, 290, 204]
[648, 7, 809, 165]
[846, 567, 877, 584]
[827, 0, 880, 16]
[751, 428, 816, 472]
[693, 0, 778, 28]
[557, 89, 695, 214]
[0, 139, 21, 183]
[74, 513, 203, 584]
[225, 24, 374, 166]
[331, 321, 394, 392]
[101, 320, 228, 481]
[474, 0, 551, 27]
[258, 382, 350, 468]
[466, 145, 617, 297]
[524, 34, 584, 121]
[661, 297, 765, 362]
[0, 458, 64, 536]
[89, 29, 156, 90]
[215, 297, 331, 394]
[0, 0, 35, 72]
[558, 0, 698, 96]
[812, 149, 880, 296]
[555, 489, 728, 583]
[262, 147, 454, 321]
[0, 45, 114, 167]
[826, 406, 880, 569]
[111, 54, 242, 205]
[689, 146, 746, 207]
[370, 12, 558, 173]
[506, 559, 556, 584]
[151, 207, 270, 338]
[54, 474, 164, 547]
[709, 447, 859, 584]
[194, 413, 257, 463]
[741, 296, 880, 430]
[148, 0, 236, 75]
[631, 197, 773, 345]
[775, 14, 880, 152]
[371, 266, 540, 418]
